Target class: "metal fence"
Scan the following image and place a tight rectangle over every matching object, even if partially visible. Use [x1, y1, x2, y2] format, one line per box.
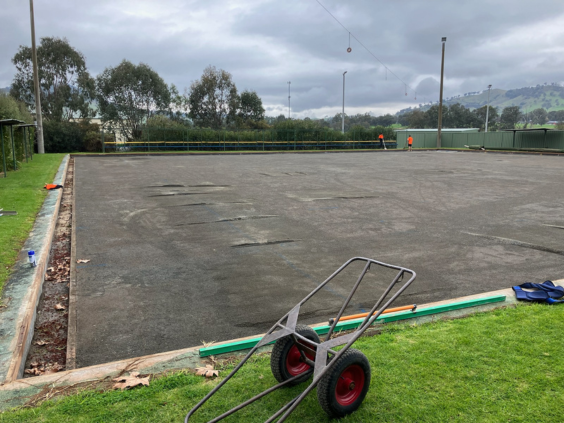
[1, 121, 35, 178]
[102, 128, 397, 152]
[397, 130, 564, 150]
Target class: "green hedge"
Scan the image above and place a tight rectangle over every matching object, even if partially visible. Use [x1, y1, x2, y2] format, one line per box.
[137, 125, 397, 143]
[44, 121, 103, 153]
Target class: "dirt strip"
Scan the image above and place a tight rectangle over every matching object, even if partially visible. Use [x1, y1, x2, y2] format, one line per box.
[23, 158, 74, 377]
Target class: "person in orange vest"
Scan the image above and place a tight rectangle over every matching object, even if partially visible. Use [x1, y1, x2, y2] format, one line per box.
[378, 133, 387, 150]
[407, 135, 413, 152]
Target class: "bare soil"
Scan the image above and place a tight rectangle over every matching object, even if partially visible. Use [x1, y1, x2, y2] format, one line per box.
[24, 158, 74, 377]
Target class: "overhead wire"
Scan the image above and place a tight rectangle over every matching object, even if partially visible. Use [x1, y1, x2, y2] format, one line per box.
[314, 0, 417, 98]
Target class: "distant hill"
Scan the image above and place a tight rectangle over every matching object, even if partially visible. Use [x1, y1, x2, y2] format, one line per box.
[1, 87, 9, 94]
[399, 84, 564, 115]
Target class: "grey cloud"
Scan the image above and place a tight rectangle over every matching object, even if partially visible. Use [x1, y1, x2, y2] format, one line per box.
[1, 0, 564, 115]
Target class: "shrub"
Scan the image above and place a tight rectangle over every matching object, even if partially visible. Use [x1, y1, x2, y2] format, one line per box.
[43, 120, 102, 153]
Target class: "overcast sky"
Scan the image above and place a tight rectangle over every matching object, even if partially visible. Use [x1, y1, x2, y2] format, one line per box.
[2, 0, 564, 118]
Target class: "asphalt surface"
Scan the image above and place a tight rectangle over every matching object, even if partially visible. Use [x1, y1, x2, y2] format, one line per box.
[74, 151, 564, 367]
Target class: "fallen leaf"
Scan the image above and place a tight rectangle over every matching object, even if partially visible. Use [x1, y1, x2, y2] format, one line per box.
[35, 340, 49, 346]
[113, 372, 150, 390]
[30, 361, 39, 368]
[47, 267, 54, 272]
[55, 303, 66, 310]
[76, 259, 90, 263]
[195, 365, 219, 378]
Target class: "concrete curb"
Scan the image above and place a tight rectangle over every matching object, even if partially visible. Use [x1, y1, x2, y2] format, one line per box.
[66, 160, 77, 370]
[0, 155, 69, 384]
[3, 282, 557, 411]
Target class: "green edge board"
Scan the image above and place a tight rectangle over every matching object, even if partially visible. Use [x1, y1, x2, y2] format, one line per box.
[199, 294, 506, 357]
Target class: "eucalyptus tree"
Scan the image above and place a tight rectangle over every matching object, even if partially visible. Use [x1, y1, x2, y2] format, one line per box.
[96, 60, 171, 141]
[11, 37, 96, 121]
[188, 66, 239, 129]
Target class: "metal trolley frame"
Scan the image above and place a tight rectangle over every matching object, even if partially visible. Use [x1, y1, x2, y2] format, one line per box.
[185, 257, 416, 422]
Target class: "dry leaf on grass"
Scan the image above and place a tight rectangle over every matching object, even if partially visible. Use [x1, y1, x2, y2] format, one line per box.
[113, 372, 150, 390]
[55, 303, 66, 310]
[35, 340, 49, 346]
[195, 365, 219, 378]
[76, 259, 90, 264]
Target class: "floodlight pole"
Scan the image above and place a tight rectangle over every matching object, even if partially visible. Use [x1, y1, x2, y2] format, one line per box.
[287, 81, 291, 119]
[29, 0, 44, 154]
[485, 84, 492, 132]
[437, 37, 446, 149]
[342, 71, 347, 134]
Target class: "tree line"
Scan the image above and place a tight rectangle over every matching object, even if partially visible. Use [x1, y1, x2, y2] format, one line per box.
[9, 37, 268, 148]
[8, 37, 402, 151]
[398, 104, 564, 131]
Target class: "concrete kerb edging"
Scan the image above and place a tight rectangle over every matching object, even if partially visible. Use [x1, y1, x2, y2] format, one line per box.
[3, 283, 559, 411]
[66, 160, 77, 369]
[0, 155, 70, 385]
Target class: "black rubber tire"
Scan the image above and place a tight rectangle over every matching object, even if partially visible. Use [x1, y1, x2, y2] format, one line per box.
[270, 324, 320, 386]
[317, 348, 371, 418]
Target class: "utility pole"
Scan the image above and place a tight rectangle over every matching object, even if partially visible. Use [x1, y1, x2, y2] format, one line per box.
[485, 84, 492, 132]
[29, 0, 44, 154]
[437, 37, 446, 149]
[287, 81, 291, 119]
[342, 71, 347, 134]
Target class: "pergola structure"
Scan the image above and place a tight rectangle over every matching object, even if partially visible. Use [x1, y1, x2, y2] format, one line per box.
[17, 123, 36, 164]
[0, 119, 24, 178]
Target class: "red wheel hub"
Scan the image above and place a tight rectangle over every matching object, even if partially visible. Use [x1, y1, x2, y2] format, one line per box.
[286, 344, 313, 376]
[335, 364, 365, 406]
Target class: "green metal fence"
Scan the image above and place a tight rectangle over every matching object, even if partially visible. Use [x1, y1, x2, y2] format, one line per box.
[1, 120, 35, 178]
[396, 130, 564, 150]
[103, 127, 398, 152]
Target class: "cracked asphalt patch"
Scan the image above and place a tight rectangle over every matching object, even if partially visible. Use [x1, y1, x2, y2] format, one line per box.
[73, 152, 564, 367]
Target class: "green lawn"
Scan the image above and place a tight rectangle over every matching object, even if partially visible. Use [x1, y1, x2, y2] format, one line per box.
[2, 303, 563, 422]
[0, 154, 66, 293]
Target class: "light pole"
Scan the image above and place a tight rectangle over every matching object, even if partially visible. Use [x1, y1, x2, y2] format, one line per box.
[287, 81, 291, 119]
[342, 71, 347, 134]
[437, 37, 446, 149]
[485, 84, 492, 132]
[29, 0, 44, 153]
